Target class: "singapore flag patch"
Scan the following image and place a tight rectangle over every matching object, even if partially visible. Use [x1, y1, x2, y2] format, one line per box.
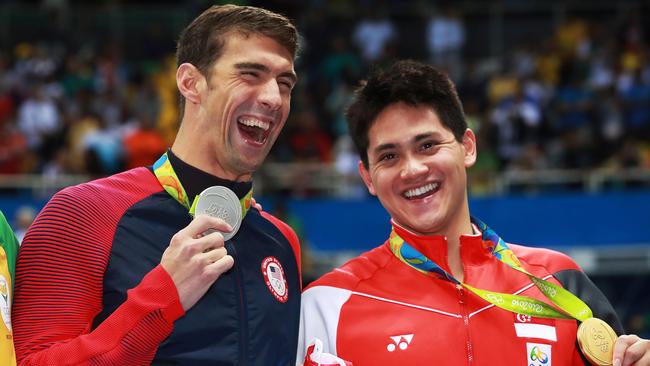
[261, 256, 288, 303]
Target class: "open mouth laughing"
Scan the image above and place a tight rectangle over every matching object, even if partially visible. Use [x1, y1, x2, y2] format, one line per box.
[403, 182, 440, 200]
[237, 116, 272, 144]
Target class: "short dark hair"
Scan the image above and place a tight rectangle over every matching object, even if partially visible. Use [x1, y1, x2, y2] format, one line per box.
[346, 60, 467, 168]
[176, 4, 299, 111]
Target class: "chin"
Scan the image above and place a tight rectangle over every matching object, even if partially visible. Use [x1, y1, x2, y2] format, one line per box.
[408, 219, 444, 236]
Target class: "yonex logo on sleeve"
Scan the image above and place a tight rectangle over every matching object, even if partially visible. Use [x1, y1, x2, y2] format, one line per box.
[387, 334, 413, 352]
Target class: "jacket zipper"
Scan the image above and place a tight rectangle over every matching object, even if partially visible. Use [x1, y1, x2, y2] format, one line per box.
[227, 242, 248, 365]
[457, 284, 473, 366]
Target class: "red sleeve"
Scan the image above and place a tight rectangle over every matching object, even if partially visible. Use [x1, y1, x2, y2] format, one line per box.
[13, 169, 185, 365]
[260, 211, 301, 277]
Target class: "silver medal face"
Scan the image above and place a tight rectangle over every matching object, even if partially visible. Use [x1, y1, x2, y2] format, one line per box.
[195, 186, 242, 241]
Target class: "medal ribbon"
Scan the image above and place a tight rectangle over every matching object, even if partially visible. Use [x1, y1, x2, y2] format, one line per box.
[389, 216, 593, 321]
[153, 152, 253, 218]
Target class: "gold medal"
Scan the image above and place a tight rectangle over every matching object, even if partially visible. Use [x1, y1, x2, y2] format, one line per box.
[577, 318, 617, 366]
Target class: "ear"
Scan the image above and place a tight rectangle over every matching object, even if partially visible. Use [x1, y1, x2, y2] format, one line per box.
[358, 160, 377, 196]
[176, 63, 205, 106]
[462, 128, 477, 168]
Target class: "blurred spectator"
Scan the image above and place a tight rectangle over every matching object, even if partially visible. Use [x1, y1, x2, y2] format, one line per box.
[60, 54, 94, 99]
[555, 17, 589, 58]
[0, 81, 28, 174]
[554, 68, 593, 133]
[288, 109, 332, 163]
[123, 118, 167, 170]
[594, 87, 624, 161]
[128, 72, 161, 131]
[324, 68, 359, 138]
[490, 85, 542, 166]
[618, 68, 650, 138]
[0, 121, 28, 175]
[536, 40, 563, 87]
[0, 2, 646, 194]
[352, 8, 396, 63]
[426, 5, 465, 82]
[13, 206, 36, 244]
[92, 87, 123, 130]
[82, 118, 124, 176]
[65, 90, 100, 173]
[153, 56, 180, 146]
[17, 83, 62, 166]
[333, 135, 366, 198]
[626, 313, 650, 339]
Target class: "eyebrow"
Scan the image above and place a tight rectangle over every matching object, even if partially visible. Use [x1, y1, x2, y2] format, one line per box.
[371, 142, 397, 156]
[234, 62, 298, 84]
[370, 132, 446, 157]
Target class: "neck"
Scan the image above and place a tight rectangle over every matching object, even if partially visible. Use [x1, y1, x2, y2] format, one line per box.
[165, 148, 253, 200]
[171, 136, 252, 183]
[447, 236, 464, 282]
[445, 200, 474, 281]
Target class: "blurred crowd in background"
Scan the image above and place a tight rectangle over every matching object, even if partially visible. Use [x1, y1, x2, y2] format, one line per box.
[0, 0, 649, 337]
[0, 1, 648, 194]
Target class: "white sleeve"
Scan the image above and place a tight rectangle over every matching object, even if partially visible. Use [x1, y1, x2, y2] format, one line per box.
[296, 286, 353, 365]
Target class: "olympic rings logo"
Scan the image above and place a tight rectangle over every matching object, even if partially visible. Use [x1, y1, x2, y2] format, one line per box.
[529, 346, 549, 364]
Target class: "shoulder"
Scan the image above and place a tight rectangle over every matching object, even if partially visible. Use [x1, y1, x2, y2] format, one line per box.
[60, 167, 160, 201]
[259, 210, 301, 270]
[31, 168, 162, 239]
[260, 210, 299, 244]
[509, 243, 581, 273]
[20, 168, 164, 270]
[51, 167, 161, 210]
[305, 244, 391, 293]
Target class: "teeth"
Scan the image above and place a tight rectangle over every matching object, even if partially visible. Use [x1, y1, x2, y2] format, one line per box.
[238, 117, 270, 131]
[404, 183, 439, 198]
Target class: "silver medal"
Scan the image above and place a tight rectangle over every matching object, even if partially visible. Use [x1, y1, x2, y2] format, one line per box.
[195, 186, 242, 241]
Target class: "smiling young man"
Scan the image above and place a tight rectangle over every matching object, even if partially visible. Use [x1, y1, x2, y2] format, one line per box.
[13, 5, 302, 365]
[298, 60, 650, 366]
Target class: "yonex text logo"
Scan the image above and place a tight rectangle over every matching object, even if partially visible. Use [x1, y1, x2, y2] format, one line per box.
[387, 334, 413, 352]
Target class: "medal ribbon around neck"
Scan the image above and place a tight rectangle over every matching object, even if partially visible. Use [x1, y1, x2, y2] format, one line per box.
[153, 152, 253, 218]
[389, 216, 593, 321]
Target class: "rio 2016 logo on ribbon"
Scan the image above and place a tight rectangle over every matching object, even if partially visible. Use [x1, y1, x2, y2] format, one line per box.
[527, 343, 551, 366]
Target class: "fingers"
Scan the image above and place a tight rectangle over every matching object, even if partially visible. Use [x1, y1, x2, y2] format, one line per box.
[170, 215, 232, 246]
[199, 246, 228, 264]
[174, 215, 233, 242]
[206, 254, 235, 277]
[613, 334, 650, 366]
[614, 335, 639, 366]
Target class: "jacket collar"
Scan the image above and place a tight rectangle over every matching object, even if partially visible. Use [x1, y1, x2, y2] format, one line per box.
[390, 219, 495, 275]
[167, 148, 253, 201]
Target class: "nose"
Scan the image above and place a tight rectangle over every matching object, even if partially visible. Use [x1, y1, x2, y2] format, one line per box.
[400, 156, 429, 180]
[258, 79, 283, 111]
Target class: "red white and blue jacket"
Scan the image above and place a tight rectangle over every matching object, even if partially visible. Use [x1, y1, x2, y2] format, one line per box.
[298, 222, 622, 366]
[14, 151, 301, 365]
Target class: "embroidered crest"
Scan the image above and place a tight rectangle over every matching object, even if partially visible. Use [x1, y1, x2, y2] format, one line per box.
[261, 256, 288, 303]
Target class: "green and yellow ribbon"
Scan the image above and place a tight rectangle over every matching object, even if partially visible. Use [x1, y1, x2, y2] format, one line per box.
[153, 152, 253, 218]
[389, 217, 592, 321]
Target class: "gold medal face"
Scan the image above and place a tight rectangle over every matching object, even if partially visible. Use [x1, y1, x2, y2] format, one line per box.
[577, 318, 617, 366]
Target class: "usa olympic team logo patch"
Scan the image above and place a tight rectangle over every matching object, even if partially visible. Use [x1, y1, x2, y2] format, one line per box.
[261, 256, 288, 303]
